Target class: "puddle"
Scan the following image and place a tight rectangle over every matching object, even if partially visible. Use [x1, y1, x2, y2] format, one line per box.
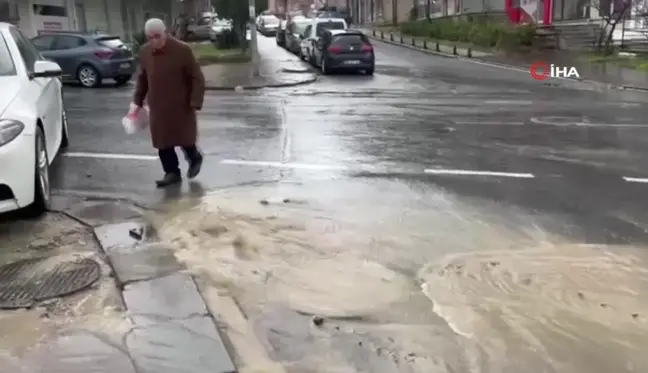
[419, 243, 648, 372]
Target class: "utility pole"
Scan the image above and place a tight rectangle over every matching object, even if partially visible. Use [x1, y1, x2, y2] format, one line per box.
[248, 0, 260, 76]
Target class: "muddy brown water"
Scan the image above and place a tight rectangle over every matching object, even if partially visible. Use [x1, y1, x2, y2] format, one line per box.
[155, 180, 648, 373]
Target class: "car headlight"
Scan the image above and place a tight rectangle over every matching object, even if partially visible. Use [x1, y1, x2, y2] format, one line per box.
[0, 119, 25, 146]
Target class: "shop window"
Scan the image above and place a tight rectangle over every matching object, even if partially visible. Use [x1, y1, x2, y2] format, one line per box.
[33, 4, 67, 17]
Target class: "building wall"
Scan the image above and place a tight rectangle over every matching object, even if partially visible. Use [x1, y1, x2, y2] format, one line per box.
[13, 0, 180, 40]
[353, 0, 410, 24]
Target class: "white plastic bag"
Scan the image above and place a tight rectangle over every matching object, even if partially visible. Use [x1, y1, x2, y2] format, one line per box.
[122, 103, 149, 135]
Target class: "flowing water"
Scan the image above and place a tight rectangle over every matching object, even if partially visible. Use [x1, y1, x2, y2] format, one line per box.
[155, 179, 648, 372]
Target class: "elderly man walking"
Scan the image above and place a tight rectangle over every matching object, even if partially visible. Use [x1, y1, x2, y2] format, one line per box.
[133, 18, 206, 187]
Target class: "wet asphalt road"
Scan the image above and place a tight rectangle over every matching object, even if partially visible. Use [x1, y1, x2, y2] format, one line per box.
[54, 35, 648, 243]
[50, 34, 648, 372]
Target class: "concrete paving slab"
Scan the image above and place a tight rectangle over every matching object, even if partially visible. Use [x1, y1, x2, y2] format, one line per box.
[122, 273, 208, 324]
[63, 200, 144, 227]
[125, 316, 236, 373]
[93, 220, 158, 253]
[107, 242, 184, 286]
[23, 330, 136, 373]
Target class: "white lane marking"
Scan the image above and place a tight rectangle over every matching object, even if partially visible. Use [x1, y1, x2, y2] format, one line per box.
[424, 169, 534, 178]
[623, 177, 648, 183]
[454, 121, 525, 126]
[220, 159, 352, 170]
[63, 152, 158, 160]
[484, 100, 532, 105]
[222, 160, 534, 178]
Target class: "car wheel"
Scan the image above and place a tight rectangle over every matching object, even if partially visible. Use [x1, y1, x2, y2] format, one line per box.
[114, 75, 132, 86]
[365, 67, 375, 76]
[77, 64, 101, 88]
[60, 103, 69, 149]
[309, 52, 316, 66]
[23, 126, 50, 217]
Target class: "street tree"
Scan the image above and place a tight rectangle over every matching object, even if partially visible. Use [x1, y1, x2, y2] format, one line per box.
[211, 0, 268, 47]
[590, 0, 639, 53]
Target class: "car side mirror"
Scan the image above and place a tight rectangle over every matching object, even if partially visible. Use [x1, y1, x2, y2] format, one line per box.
[31, 60, 62, 79]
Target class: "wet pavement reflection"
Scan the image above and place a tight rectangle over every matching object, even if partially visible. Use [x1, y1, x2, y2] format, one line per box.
[35, 34, 648, 371]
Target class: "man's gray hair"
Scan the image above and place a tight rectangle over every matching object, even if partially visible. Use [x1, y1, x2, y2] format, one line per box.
[144, 18, 166, 34]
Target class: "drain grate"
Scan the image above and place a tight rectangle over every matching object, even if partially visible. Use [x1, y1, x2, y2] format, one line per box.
[0, 257, 101, 309]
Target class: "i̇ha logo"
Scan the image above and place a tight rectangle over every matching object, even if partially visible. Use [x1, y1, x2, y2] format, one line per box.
[529, 61, 580, 80]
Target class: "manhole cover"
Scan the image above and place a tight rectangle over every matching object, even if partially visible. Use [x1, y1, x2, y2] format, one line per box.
[0, 257, 100, 309]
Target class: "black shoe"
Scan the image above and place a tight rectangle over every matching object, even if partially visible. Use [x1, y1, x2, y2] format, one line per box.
[155, 173, 182, 188]
[187, 155, 203, 179]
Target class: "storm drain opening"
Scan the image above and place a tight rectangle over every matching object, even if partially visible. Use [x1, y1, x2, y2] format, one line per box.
[0, 257, 101, 309]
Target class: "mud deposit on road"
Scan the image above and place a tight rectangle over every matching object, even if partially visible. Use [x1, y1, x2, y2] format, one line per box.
[157, 182, 648, 373]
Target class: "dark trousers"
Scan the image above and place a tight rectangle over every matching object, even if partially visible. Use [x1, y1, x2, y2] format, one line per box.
[158, 145, 201, 175]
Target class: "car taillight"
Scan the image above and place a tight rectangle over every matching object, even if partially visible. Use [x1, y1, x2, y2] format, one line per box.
[95, 48, 113, 59]
[327, 45, 342, 53]
[362, 44, 373, 52]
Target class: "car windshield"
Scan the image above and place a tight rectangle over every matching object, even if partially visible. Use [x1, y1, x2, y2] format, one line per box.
[294, 22, 309, 34]
[96, 37, 125, 49]
[0, 34, 16, 76]
[263, 16, 280, 24]
[317, 21, 345, 36]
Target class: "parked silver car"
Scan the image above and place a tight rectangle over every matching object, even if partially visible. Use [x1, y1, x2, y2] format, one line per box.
[31, 32, 135, 88]
[257, 14, 280, 36]
[209, 18, 233, 41]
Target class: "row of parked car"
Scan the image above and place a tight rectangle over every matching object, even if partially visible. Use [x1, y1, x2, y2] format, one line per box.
[274, 15, 375, 75]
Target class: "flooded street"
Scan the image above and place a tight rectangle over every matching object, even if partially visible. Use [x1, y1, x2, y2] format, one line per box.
[155, 179, 648, 373]
[4, 34, 643, 371]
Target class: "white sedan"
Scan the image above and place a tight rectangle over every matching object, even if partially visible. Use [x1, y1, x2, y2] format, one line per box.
[0, 22, 67, 216]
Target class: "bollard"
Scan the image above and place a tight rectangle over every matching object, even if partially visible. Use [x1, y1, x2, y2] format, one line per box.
[423, 40, 427, 49]
[373, 29, 376, 36]
[453, 45, 457, 55]
[435, 41, 440, 52]
[390, 33, 394, 41]
[467, 48, 472, 58]
[381, 31, 384, 39]
[412, 38, 415, 46]
[400, 35, 404, 43]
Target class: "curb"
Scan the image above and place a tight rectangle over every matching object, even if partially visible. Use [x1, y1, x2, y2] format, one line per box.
[366, 29, 648, 92]
[204, 75, 318, 90]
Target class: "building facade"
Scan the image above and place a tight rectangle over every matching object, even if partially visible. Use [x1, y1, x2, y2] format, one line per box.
[0, 0, 189, 40]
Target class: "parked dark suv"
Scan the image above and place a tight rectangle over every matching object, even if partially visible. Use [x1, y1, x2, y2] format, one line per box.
[31, 32, 135, 88]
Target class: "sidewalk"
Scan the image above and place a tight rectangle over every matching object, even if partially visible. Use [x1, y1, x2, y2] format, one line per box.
[361, 26, 648, 91]
[201, 35, 317, 90]
[0, 196, 279, 373]
[477, 51, 648, 90]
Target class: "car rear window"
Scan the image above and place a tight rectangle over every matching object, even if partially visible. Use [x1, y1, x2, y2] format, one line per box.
[262, 16, 280, 24]
[332, 34, 367, 45]
[96, 37, 124, 49]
